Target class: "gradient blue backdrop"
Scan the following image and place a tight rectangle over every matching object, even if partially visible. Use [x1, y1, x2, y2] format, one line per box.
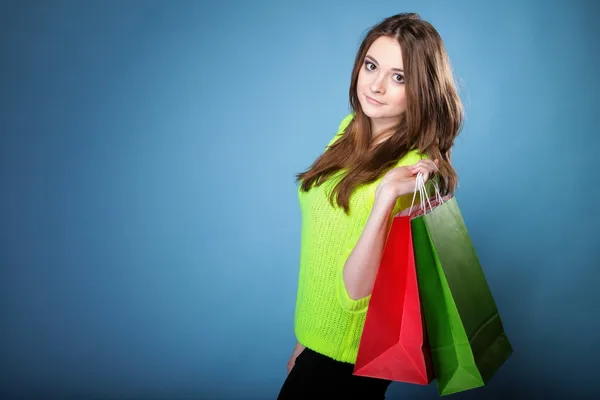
[1, 1, 598, 399]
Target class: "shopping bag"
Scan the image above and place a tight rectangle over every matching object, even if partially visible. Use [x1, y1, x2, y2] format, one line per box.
[353, 216, 434, 385]
[411, 195, 513, 396]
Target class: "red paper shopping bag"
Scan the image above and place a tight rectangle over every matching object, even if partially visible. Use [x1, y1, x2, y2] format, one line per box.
[353, 216, 434, 385]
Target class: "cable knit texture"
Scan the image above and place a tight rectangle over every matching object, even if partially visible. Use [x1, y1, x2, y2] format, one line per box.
[294, 113, 427, 364]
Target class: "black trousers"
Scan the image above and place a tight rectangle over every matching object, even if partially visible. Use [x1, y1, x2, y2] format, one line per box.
[277, 347, 392, 399]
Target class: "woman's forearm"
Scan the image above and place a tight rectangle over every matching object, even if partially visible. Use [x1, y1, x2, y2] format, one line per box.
[342, 191, 397, 300]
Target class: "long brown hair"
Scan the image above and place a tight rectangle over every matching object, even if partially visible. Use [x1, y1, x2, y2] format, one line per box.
[295, 13, 464, 215]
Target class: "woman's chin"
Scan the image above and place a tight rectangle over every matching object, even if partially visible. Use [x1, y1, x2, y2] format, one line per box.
[363, 109, 385, 120]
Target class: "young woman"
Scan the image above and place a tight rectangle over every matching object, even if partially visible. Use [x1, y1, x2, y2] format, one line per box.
[277, 12, 463, 399]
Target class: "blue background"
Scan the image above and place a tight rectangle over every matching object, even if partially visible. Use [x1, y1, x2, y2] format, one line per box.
[1, 0, 598, 399]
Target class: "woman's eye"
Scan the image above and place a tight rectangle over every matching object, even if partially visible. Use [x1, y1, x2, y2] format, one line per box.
[394, 74, 405, 83]
[365, 61, 376, 71]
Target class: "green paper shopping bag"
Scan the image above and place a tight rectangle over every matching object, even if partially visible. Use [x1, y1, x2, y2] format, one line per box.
[407, 180, 512, 396]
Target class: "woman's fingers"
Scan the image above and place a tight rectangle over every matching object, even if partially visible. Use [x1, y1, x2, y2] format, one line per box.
[410, 159, 439, 175]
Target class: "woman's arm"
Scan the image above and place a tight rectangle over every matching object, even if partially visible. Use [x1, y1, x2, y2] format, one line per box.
[341, 190, 397, 300]
[341, 159, 438, 300]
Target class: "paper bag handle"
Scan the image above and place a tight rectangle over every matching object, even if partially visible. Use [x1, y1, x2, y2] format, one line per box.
[408, 172, 445, 216]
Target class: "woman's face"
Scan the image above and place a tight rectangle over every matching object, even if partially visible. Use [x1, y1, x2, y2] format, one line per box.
[357, 36, 407, 133]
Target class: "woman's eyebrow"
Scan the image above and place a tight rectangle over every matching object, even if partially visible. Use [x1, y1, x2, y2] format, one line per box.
[365, 55, 404, 72]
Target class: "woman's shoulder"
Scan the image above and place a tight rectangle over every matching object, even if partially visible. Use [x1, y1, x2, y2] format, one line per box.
[395, 148, 427, 167]
[337, 113, 354, 133]
[325, 113, 355, 149]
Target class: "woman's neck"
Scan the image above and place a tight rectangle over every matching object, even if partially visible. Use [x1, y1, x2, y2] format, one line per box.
[370, 117, 399, 137]
[369, 117, 399, 149]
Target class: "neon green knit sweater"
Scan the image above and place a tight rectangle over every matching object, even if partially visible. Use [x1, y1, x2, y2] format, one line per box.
[294, 113, 426, 364]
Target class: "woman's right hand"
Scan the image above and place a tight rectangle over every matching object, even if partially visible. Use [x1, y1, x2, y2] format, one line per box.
[287, 342, 306, 374]
[374, 159, 439, 207]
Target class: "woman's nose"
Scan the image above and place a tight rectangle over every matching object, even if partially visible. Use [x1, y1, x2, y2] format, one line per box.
[370, 74, 385, 94]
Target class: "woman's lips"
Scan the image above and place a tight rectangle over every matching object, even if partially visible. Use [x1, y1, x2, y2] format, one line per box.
[365, 95, 384, 105]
